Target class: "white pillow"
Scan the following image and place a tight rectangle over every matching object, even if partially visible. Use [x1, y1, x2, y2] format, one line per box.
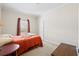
[27, 33, 35, 36]
[0, 38, 12, 47]
[0, 34, 13, 47]
[21, 32, 35, 36]
[0, 34, 13, 38]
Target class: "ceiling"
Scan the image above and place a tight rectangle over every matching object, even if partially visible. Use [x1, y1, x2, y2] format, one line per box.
[2, 3, 65, 16]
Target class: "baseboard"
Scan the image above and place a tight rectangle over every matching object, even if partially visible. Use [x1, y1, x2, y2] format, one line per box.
[43, 40, 60, 46]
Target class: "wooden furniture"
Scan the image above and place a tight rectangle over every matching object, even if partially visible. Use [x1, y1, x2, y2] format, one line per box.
[17, 18, 21, 35]
[0, 44, 19, 56]
[51, 43, 77, 56]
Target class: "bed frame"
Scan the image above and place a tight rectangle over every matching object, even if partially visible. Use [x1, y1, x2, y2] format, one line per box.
[17, 17, 30, 35]
[15, 17, 43, 55]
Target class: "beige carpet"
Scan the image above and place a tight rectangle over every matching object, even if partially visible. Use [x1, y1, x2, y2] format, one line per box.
[21, 41, 58, 56]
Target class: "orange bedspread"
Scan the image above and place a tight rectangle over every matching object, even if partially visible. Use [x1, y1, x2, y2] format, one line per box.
[12, 35, 43, 55]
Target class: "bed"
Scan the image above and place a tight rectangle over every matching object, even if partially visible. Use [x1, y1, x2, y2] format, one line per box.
[14, 18, 43, 55]
[11, 35, 43, 55]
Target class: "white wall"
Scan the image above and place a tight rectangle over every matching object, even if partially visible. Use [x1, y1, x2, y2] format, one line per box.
[78, 4, 79, 48]
[2, 7, 39, 35]
[0, 4, 2, 20]
[39, 4, 78, 46]
[0, 5, 2, 34]
[0, 7, 1, 20]
[39, 16, 44, 40]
